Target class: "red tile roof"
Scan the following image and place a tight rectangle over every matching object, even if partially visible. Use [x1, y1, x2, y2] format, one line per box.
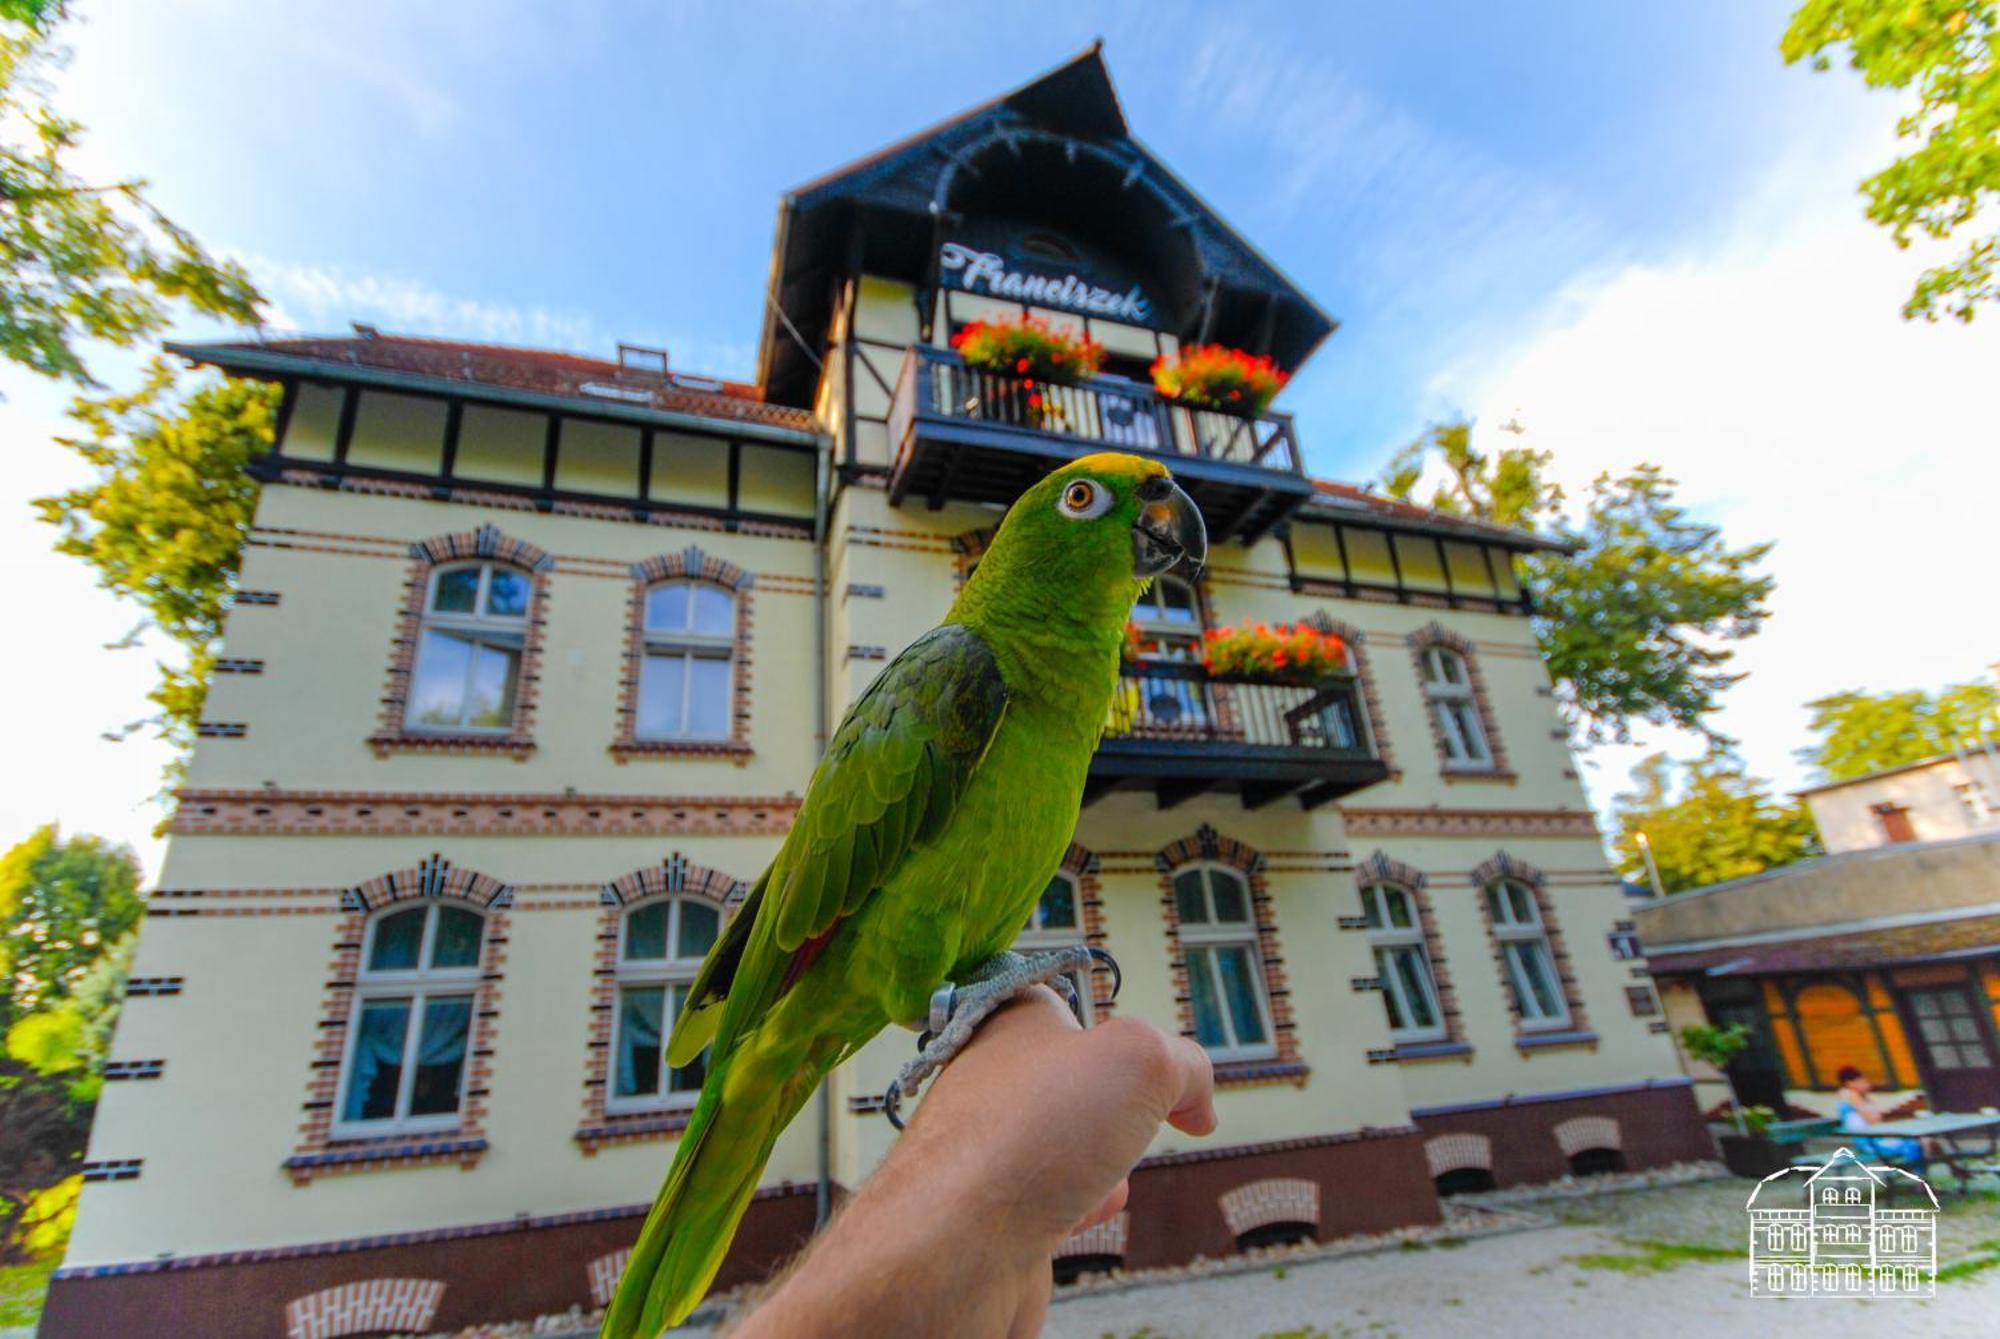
[1646, 914, 2000, 977]
[173, 332, 819, 435]
[1303, 478, 1570, 553]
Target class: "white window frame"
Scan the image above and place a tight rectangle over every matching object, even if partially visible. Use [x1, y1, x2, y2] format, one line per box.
[331, 902, 485, 1139]
[1016, 870, 1091, 1025]
[1361, 883, 1446, 1042]
[636, 580, 736, 742]
[406, 561, 530, 735]
[1419, 645, 1492, 767]
[1131, 575, 1208, 729]
[1486, 878, 1570, 1029]
[606, 895, 719, 1115]
[1174, 864, 1277, 1062]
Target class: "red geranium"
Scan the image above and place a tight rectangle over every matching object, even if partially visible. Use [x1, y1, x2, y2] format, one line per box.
[1151, 345, 1289, 416]
[951, 315, 1104, 383]
[1200, 621, 1348, 681]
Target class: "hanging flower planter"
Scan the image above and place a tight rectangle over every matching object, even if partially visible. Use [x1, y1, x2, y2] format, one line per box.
[1151, 345, 1289, 416]
[1201, 621, 1348, 685]
[951, 317, 1104, 431]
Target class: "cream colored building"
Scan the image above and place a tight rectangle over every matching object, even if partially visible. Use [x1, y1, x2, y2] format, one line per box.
[46, 49, 1708, 1338]
[1799, 749, 2000, 853]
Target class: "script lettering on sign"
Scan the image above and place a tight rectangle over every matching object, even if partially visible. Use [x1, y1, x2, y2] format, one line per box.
[938, 243, 1153, 324]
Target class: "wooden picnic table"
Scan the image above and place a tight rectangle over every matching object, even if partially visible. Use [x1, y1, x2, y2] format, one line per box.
[1864, 1110, 2000, 1190]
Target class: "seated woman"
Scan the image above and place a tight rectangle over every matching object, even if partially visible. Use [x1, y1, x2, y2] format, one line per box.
[1834, 1065, 1923, 1165]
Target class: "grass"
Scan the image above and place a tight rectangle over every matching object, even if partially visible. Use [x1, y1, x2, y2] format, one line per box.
[0, 1255, 58, 1330]
[1566, 1240, 1742, 1274]
[1937, 1235, 2000, 1283]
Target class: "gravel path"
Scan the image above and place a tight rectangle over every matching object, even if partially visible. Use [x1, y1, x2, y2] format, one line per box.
[1041, 1223, 1998, 1339]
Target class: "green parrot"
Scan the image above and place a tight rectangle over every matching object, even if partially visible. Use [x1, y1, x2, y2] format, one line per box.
[603, 450, 1207, 1336]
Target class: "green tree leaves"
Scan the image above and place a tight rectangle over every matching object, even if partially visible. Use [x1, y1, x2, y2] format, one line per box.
[1799, 678, 2000, 779]
[0, 12, 261, 388]
[33, 364, 277, 763]
[1611, 752, 1822, 893]
[1782, 1, 2000, 322]
[1380, 423, 1776, 744]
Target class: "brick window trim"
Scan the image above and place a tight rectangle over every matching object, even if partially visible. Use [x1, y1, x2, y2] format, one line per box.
[611, 546, 757, 764]
[1353, 850, 1468, 1052]
[288, 856, 512, 1186]
[367, 526, 554, 760]
[1302, 612, 1397, 778]
[577, 854, 749, 1154]
[1406, 621, 1513, 779]
[285, 1277, 445, 1339]
[1063, 842, 1117, 1017]
[1155, 824, 1308, 1089]
[1469, 851, 1590, 1039]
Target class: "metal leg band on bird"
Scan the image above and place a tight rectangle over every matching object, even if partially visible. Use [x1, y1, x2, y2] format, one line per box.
[883, 945, 1120, 1129]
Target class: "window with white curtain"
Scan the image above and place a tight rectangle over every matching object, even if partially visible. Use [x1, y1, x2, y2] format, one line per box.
[1418, 644, 1491, 766]
[1486, 879, 1568, 1028]
[406, 562, 531, 732]
[1172, 864, 1275, 1060]
[1016, 870, 1090, 1024]
[636, 581, 735, 741]
[335, 902, 485, 1136]
[609, 897, 720, 1112]
[1361, 883, 1444, 1041]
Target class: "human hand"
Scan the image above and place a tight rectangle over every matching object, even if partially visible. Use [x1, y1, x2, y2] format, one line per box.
[731, 988, 1215, 1339]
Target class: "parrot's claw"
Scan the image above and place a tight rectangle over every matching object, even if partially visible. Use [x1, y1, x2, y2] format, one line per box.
[881, 945, 1122, 1128]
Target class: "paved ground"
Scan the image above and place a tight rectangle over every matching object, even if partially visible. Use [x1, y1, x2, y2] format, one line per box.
[1041, 1221, 1999, 1339]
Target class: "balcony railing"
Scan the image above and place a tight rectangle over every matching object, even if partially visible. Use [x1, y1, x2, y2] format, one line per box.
[1089, 662, 1389, 810]
[886, 345, 1314, 541]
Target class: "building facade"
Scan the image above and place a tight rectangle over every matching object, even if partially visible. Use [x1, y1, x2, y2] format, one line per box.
[1746, 1149, 1937, 1298]
[1799, 745, 2000, 853]
[45, 49, 1707, 1337]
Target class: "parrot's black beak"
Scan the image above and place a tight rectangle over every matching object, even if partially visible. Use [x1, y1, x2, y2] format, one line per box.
[1132, 476, 1208, 579]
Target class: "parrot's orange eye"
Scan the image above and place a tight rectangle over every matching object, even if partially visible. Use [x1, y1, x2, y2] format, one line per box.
[1057, 477, 1112, 520]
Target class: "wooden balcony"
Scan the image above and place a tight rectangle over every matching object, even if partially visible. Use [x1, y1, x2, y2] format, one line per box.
[886, 344, 1315, 543]
[1087, 663, 1390, 810]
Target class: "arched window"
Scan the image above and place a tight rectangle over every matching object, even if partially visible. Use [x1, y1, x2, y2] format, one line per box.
[1172, 864, 1275, 1060]
[1486, 879, 1568, 1028]
[406, 562, 531, 731]
[1418, 644, 1491, 766]
[636, 581, 735, 741]
[1017, 870, 1090, 1023]
[1131, 576, 1207, 728]
[1361, 883, 1443, 1041]
[610, 896, 720, 1111]
[335, 902, 485, 1135]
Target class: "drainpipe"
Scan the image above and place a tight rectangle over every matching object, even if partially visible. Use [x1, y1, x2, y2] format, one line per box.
[811, 432, 834, 1227]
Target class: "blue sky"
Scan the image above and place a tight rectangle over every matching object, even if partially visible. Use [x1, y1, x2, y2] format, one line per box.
[5, 0, 1996, 873]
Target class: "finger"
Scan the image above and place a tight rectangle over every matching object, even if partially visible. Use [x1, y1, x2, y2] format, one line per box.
[1073, 1178, 1129, 1234]
[1163, 1034, 1218, 1136]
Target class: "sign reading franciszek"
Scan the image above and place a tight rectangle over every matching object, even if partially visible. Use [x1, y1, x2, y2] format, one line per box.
[938, 242, 1153, 323]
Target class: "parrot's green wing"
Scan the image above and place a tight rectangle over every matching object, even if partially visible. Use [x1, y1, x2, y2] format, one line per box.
[666, 622, 1008, 1066]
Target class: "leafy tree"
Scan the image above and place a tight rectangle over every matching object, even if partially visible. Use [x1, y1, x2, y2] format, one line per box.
[34, 363, 277, 763]
[1611, 751, 1822, 893]
[1800, 678, 2000, 779]
[0, 8, 261, 387]
[1380, 422, 1777, 744]
[1782, 1, 2000, 322]
[0, 826, 141, 1024]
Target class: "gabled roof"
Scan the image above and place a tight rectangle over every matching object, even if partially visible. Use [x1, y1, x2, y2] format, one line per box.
[759, 45, 1338, 407]
[168, 331, 818, 440]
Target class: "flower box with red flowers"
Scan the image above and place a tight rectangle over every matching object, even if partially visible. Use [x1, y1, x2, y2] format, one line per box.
[1150, 345, 1289, 417]
[950, 316, 1105, 384]
[1200, 621, 1349, 686]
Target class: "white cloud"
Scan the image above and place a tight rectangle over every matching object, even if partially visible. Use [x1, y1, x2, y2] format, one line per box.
[244, 252, 605, 352]
[1429, 134, 2000, 818]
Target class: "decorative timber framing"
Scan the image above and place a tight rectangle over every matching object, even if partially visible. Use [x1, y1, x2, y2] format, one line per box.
[367, 526, 554, 760]
[1405, 621, 1513, 781]
[1154, 824, 1308, 1088]
[611, 545, 756, 762]
[1352, 851, 1469, 1058]
[1469, 851, 1593, 1049]
[1302, 611, 1396, 778]
[576, 854, 749, 1153]
[288, 856, 513, 1184]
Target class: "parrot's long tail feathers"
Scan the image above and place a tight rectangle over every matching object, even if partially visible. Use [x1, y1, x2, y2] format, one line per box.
[600, 1053, 816, 1338]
